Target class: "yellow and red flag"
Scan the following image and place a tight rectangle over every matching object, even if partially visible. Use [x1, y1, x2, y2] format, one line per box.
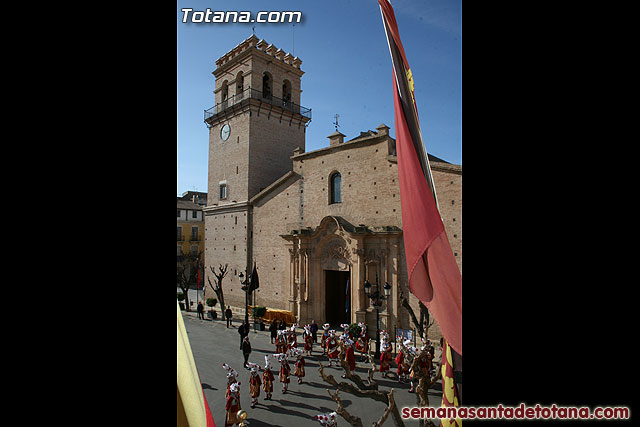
[177, 301, 216, 427]
[441, 338, 462, 427]
[378, 0, 462, 421]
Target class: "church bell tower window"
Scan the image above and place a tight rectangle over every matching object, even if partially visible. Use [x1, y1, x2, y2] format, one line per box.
[221, 80, 229, 109]
[236, 72, 244, 95]
[262, 72, 272, 99]
[282, 79, 292, 109]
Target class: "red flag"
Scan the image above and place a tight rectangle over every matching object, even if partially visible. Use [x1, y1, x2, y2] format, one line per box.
[203, 390, 216, 427]
[197, 267, 201, 290]
[378, 0, 462, 357]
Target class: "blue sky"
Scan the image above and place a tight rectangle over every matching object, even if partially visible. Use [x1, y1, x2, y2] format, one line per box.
[177, 0, 461, 196]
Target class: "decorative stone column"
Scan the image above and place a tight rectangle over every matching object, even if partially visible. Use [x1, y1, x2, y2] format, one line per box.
[354, 246, 367, 325]
[288, 246, 297, 315]
[297, 248, 309, 321]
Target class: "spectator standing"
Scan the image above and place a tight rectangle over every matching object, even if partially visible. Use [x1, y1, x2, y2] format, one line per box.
[242, 336, 252, 368]
[225, 306, 233, 328]
[310, 320, 319, 344]
[196, 301, 205, 320]
[278, 319, 287, 331]
[269, 321, 278, 344]
[238, 321, 250, 350]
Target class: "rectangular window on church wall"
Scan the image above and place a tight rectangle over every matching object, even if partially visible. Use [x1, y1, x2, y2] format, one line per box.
[220, 183, 228, 200]
[330, 173, 341, 204]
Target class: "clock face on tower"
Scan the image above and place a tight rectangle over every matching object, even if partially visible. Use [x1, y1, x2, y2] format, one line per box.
[220, 124, 231, 141]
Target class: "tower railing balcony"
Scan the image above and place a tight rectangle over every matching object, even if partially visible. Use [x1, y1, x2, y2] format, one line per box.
[204, 87, 311, 125]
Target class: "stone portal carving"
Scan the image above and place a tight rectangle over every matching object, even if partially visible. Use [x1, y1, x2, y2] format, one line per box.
[321, 239, 350, 272]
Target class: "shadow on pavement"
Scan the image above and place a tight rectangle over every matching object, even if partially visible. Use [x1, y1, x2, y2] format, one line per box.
[258, 402, 312, 420]
[286, 389, 334, 402]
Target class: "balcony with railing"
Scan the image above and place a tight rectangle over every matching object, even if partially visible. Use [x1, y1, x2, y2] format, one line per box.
[204, 87, 311, 125]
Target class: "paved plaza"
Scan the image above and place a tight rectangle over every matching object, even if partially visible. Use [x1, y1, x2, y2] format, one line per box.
[181, 310, 442, 426]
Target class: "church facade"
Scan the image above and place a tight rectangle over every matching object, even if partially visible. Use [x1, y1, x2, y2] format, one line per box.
[203, 35, 461, 340]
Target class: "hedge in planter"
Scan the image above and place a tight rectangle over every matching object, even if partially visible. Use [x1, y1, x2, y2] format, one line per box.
[206, 298, 218, 319]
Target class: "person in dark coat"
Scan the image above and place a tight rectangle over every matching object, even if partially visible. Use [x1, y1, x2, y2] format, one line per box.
[196, 301, 205, 320]
[242, 336, 252, 368]
[278, 319, 287, 331]
[269, 321, 278, 344]
[238, 321, 249, 350]
[310, 320, 319, 344]
[225, 306, 233, 328]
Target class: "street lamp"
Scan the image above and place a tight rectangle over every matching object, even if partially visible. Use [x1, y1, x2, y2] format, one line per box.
[364, 273, 392, 359]
[239, 271, 251, 325]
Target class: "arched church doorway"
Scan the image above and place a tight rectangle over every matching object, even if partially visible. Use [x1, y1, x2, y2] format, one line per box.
[324, 269, 350, 327]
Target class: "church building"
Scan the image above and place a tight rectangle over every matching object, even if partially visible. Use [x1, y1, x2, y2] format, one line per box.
[203, 35, 461, 340]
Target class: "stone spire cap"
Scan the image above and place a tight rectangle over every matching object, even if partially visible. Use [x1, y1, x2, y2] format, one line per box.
[328, 131, 345, 146]
[376, 123, 390, 136]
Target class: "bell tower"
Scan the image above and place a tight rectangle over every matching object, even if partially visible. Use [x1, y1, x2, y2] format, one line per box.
[203, 35, 311, 306]
[204, 34, 311, 205]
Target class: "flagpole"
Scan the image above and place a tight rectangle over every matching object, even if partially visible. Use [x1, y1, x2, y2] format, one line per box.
[379, 4, 440, 215]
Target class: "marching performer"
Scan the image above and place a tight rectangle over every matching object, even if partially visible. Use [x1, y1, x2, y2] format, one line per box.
[262, 355, 275, 400]
[287, 324, 298, 350]
[314, 412, 338, 427]
[354, 322, 369, 361]
[303, 325, 314, 356]
[276, 352, 291, 393]
[340, 323, 352, 339]
[409, 345, 429, 393]
[396, 339, 412, 383]
[225, 382, 241, 427]
[275, 330, 287, 354]
[340, 337, 356, 378]
[292, 348, 306, 384]
[223, 363, 240, 400]
[379, 343, 392, 377]
[344, 338, 356, 371]
[378, 330, 392, 378]
[338, 333, 347, 363]
[320, 323, 330, 355]
[248, 363, 262, 408]
[326, 330, 340, 367]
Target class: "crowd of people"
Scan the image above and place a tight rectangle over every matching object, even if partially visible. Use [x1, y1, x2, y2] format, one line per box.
[218, 314, 439, 427]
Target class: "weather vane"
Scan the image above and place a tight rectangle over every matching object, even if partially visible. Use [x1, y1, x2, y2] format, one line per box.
[333, 114, 340, 131]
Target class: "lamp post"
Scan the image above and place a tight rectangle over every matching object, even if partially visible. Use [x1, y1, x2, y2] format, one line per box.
[239, 271, 251, 325]
[364, 273, 392, 359]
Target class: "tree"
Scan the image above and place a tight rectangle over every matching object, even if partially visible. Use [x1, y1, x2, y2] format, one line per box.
[398, 290, 441, 427]
[207, 264, 229, 314]
[318, 346, 403, 427]
[177, 251, 203, 312]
